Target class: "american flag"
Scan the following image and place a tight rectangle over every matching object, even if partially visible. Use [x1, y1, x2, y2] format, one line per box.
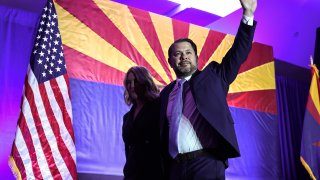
[8, 0, 77, 179]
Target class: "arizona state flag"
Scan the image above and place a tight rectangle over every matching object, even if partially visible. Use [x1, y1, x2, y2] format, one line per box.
[300, 64, 320, 180]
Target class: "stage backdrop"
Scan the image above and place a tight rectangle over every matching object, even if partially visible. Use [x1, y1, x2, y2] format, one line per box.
[54, 0, 279, 178]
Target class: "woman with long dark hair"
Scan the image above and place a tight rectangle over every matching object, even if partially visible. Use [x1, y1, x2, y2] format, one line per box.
[122, 66, 162, 180]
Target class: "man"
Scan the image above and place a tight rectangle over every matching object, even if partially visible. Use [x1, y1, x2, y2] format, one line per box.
[160, 0, 257, 179]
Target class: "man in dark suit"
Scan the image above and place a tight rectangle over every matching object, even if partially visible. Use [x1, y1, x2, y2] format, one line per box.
[160, 0, 257, 179]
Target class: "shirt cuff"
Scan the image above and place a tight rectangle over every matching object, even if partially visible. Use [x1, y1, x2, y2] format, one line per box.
[242, 15, 254, 26]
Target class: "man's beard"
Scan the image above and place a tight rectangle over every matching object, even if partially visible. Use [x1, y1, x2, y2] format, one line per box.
[174, 63, 197, 78]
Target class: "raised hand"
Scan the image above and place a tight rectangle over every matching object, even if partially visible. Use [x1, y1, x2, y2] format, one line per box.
[240, 0, 257, 17]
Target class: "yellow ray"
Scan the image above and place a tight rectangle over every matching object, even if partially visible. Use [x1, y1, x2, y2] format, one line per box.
[94, 0, 170, 85]
[55, 3, 137, 75]
[310, 73, 320, 113]
[150, 12, 176, 80]
[188, 24, 210, 56]
[229, 62, 275, 93]
[204, 34, 235, 67]
[300, 157, 317, 180]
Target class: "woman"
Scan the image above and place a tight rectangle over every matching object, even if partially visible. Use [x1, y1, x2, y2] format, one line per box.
[122, 66, 162, 180]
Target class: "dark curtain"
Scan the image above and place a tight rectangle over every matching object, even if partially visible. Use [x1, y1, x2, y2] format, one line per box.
[275, 60, 311, 180]
[314, 27, 320, 70]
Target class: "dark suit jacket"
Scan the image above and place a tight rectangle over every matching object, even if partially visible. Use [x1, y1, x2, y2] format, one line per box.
[122, 98, 162, 180]
[160, 21, 257, 165]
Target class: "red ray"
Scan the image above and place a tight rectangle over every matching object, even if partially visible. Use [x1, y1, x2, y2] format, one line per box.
[64, 45, 126, 86]
[227, 90, 277, 114]
[172, 19, 189, 40]
[129, 7, 173, 82]
[307, 95, 320, 125]
[198, 30, 226, 70]
[239, 43, 274, 74]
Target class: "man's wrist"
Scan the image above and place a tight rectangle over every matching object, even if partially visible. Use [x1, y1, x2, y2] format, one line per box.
[242, 15, 254, 26]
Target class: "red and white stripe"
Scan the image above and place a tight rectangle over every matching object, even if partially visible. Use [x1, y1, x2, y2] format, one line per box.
[10, 66, 77, 180]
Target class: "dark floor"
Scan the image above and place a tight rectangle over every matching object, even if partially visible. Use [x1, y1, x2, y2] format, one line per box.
[78, 173, 123, 180]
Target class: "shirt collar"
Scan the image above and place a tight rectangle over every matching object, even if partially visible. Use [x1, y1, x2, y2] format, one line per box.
[177, 75, 191, 82]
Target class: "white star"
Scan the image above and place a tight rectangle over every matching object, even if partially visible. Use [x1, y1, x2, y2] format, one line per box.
[54, 40, 59, 45]
[48, 16, 51, 20]
[44, 64, 48, 69]
[58, 59, 63, 64]
[37, 35, 41, 39]
[38, 59, 43, 64]
[42, 72, 46, 77]
[50, 62, 54, 67]
[49, 69, 53, 74]
[52, 48, 57, 53]
[40, 21, 45, 25]
[50, 28, 53, 33]
[33, 50, 37, 54]
[56, 67, 61, 72]
[46, 57, 49, 61]
[51, 22, 55, 26]
[45, 30, 49, 34]
[52, 14, 57, 19]
[44, 7, 48, 11]
[35, 43, 39, 47]
[59, 52, 63, 57]
[43, 37, 48, 42]
[47, 50, 51, 54]
[39, 51, 44, 57]
[46, 22, 51, 27]
[55, 33, 60, 38]
[42, 14, 46, 18]
[38, 28, 43, 32]
[41, 44, 46, 49]
[51, 55, 56, 60]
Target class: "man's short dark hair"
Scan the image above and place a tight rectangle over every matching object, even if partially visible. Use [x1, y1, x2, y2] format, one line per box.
[168, 38, 198, 59]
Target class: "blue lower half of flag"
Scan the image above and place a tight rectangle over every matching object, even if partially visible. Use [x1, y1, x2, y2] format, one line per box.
[227, 107, 280, 179]
[301, 110, 320, 179]
[70, 78, 127, 175]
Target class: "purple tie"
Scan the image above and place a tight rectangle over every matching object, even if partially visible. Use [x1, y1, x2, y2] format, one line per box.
[169, 79, 186, 158]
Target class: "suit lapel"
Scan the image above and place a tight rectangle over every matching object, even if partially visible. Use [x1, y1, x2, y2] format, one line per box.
[160, 81, 175, 137]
